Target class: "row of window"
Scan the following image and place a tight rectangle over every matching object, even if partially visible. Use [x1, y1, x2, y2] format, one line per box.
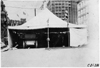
[51, 6, 69, 11]
[78, 0, 89, 10]
[51, 0, 71, 3]
[52, 9, 68, 13]
[52, 3, 70, 5]
[78, 7, 89, 17]
[78, 14, 89, 25]
[51, 4, 70, 7]
[78, 20, 88, 25]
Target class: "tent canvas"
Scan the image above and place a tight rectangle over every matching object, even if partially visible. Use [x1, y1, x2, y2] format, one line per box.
[70, 28, 87, 47]
[8, 8, 68, 30]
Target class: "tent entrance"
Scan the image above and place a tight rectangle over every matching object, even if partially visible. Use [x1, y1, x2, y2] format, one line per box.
[9, 29, 47, 49]
[49, 28, 70, 48]
[9, 28, 70, 49]
[9, 30, 23, 48]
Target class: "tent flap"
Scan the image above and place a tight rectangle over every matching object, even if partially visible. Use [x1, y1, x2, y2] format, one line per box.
[70, 28, 87, 47]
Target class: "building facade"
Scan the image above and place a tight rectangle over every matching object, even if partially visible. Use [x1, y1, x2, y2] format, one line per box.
[77, 0, 89, 25]
[77, 0, 99, 40]
[48, 0, 78, 24]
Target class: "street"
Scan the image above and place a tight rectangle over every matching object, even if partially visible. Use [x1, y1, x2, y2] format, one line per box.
[1, 39, 99, 67]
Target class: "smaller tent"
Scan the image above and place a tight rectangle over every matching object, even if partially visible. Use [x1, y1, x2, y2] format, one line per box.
[68, 23, 87, 47]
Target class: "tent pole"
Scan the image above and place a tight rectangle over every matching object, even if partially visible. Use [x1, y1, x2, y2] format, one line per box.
[47, 19, 50, 48]
[47, 28, 49, 48]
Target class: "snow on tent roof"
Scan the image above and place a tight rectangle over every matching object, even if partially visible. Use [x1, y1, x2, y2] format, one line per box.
[8, 8, 68, 30]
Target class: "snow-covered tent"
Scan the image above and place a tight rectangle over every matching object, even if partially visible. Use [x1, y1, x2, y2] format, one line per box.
[7, 8, 87, 48]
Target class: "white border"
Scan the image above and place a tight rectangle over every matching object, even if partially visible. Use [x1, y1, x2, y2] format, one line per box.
[3, 0, 46, 1]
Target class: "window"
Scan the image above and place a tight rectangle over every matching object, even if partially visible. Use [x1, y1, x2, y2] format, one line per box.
[62, 6, 64, 8]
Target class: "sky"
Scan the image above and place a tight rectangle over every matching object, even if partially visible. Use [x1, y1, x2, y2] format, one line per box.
[3, 0, 78, 21]
[3, 0, 47, 21]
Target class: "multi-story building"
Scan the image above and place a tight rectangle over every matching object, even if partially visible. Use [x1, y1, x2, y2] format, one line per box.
[48, 0, 78, 24]
[77, 0, 99, 40]
[77, 0, 89, 25]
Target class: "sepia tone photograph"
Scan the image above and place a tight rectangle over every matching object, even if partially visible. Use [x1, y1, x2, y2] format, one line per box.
[0, 0, 99, 67]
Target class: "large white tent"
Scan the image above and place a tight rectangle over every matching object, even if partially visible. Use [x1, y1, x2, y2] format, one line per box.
[8, 8, 87, 48]
[8, 8, 68, 30]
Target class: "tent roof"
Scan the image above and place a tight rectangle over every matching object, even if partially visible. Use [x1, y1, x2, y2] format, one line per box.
[8, 8, 68, 30]
[68, 23, 87, 28]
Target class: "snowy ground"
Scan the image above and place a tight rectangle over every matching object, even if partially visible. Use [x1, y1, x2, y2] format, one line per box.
[1, 39, 99, 67]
